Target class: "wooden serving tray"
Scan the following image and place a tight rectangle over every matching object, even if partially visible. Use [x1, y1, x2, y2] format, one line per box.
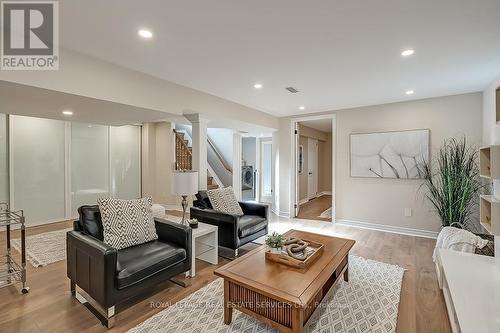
[265, 239, 324, 269]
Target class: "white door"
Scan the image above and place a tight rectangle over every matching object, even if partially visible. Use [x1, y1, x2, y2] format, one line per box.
[260, 140, 273, 203]
[307, 138, 318, 199]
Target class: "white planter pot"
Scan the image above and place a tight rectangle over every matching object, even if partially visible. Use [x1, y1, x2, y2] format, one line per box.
[270, 247, 281, 254]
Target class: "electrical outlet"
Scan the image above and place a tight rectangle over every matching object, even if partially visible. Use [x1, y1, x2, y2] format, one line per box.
[404, 208, 412, 217]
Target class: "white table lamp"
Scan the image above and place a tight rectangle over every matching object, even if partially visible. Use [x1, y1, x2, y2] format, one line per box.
[172, 170, 199, 225]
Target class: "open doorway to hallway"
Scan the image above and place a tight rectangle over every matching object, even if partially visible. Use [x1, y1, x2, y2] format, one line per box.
[295, 118, 333, 222]
[241, 136, 273, 203]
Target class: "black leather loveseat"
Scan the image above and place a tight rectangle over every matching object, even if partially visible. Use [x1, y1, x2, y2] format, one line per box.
[190, 191, 268, 256]
[66, 205, 191, 328]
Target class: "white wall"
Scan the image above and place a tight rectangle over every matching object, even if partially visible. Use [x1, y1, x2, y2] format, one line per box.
[273, 118, 293, 216]
[207, 128, 234, 186]
[275, 93, 483, 233]
[242, 137, 257, 167]
[208, 128, 234, 165]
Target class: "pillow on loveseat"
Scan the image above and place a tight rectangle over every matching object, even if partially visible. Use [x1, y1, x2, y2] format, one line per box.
[97, 197, 158, 250]
[207, 186, 244, 216]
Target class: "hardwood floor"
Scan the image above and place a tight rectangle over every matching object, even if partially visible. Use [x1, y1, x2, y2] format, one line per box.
[297, 195, 332, 221]
[0, 216, 451, 333]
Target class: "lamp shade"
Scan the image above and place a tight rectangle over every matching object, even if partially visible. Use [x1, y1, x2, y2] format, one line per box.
[172, 171, 199, 195]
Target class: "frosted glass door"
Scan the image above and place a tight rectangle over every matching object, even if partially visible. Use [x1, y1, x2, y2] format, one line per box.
[71, 123, 109, 214]
[0, 114, 7, 203]
[110, 125, 141, 199]
[10, 116, 65, 223]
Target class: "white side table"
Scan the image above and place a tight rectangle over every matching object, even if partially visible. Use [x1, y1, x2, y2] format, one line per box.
[186, 222, 218, 277]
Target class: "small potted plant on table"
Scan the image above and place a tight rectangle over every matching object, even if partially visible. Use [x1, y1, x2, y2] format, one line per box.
[188, 218, 199, 228]
[265, 232, 284, 254]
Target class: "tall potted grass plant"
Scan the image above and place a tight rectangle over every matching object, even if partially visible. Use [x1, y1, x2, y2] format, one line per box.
[419, 137, 482, 229]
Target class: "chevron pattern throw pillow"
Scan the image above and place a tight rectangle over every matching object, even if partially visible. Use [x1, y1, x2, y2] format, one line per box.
[98, 197, 158, 250]
[207, 186, 244, 216]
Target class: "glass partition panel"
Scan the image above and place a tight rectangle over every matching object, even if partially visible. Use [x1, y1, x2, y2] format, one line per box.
[0, 114, 7, 204]
[71, 123, 109, 214]
[110, 125, 141, 199]
[10, 116, 65, 223]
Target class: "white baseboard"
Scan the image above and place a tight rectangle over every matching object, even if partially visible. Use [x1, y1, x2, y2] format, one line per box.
[298, 198, 308, 206]
[336, 219, 438, 239]
[317, 191, 332, 196]
[271, 208, 291, 218]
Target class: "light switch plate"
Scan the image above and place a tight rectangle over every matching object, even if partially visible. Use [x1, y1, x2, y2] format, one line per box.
[404, 208, 412, 217]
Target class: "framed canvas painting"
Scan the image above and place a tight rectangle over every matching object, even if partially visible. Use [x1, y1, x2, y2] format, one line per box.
[350, 129, 430, 179]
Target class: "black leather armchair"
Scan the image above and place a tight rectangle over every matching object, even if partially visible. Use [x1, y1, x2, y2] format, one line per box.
[67, 205, 191, 328]
[190, 194, 268, 256]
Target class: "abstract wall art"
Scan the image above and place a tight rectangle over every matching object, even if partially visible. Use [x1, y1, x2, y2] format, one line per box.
[350, 129, 430, 179]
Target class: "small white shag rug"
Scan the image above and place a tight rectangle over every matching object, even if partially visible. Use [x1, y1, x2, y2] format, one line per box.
[319, 207, 333, 218]
[128, 256, 405, 333]
[12, 228, 72, 267]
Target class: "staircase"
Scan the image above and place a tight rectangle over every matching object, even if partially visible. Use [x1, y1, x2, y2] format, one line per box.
[174, 129, 219, 190]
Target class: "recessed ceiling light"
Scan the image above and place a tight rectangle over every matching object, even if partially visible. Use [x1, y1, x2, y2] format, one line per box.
[401, 49, 415, 57]
[299, 106, 305, 110]
[253, 83, 263, 89]
[405, 90, 414, 95]
[138, 29, 153, 39]
[62, 110, 73, 116]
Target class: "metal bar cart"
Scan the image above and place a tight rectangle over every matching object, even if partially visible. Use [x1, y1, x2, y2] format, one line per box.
[0, 202, 29, 293]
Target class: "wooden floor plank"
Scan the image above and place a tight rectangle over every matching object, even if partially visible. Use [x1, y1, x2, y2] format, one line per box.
[297, 195, 332, 221]
[0, 217, 450, 333]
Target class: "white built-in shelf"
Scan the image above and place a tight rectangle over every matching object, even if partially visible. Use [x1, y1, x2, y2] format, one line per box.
[479, 145, 500, 179]
[479, 195, 500, 235]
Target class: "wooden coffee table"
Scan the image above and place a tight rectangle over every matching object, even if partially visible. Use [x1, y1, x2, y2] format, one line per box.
[214, 230, 355, 333]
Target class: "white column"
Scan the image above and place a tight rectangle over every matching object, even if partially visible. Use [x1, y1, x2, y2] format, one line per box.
[232, 132, 242, 200]
[185, 113, 209, 191]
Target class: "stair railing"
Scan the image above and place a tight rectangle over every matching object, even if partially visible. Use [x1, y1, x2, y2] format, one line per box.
[173, 129, 192, 170]
[207, 136, 233, 173]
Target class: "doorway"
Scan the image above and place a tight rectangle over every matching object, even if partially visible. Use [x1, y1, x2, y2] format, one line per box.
[293, 116, 335, 222]
[241, 136, 257, 201]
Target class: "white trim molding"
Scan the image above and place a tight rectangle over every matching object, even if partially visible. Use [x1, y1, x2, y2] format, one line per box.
[272, 208, 291, 218]
[336, 219, 438, 239]
[298, 198, 308, 206]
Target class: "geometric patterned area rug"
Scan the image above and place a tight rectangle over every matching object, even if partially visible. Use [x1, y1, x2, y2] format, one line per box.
[11, 228, 72, 267]
[128, 256, 405, 333]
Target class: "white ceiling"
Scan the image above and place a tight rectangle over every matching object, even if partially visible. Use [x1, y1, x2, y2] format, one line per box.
[60, 0, 500, 117]
[299, 119, 332, 133]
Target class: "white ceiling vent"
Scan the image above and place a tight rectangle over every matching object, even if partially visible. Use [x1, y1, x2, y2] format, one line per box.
[285, 87, 299, 93]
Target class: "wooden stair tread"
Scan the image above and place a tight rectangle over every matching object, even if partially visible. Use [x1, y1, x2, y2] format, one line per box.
[174, 129, 220, 191]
